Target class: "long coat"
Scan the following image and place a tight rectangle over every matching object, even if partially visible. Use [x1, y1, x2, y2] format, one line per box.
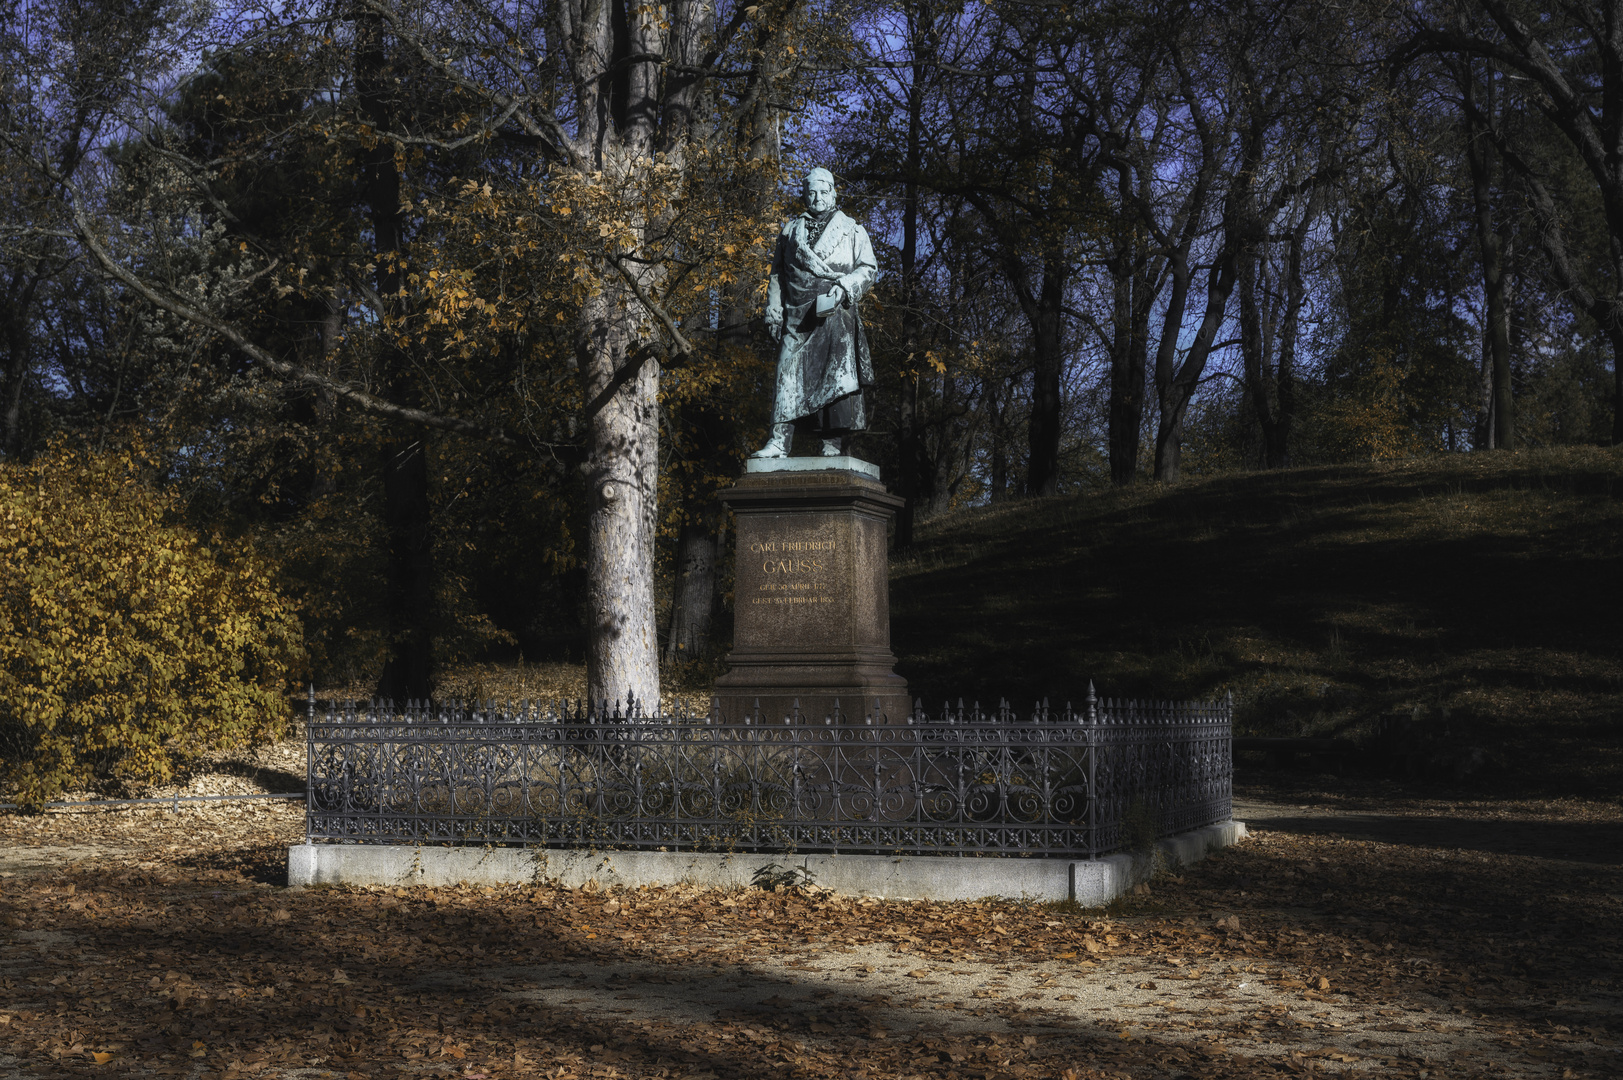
[764, 210, 878, 428]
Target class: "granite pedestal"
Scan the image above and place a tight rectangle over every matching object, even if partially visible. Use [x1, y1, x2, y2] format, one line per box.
[714, 458, 907, 723]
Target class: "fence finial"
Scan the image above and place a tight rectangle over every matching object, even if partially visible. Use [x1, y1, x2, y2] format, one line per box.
[1086, 680, 1097, 724]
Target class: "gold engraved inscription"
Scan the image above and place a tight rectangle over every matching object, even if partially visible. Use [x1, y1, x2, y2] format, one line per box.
[761, 556, 824, 574]
[749, 538, 836, 604]
[748, 540, 836, 552]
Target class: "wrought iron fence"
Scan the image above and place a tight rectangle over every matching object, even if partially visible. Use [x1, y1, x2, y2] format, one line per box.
[304, 688, 1231, 859]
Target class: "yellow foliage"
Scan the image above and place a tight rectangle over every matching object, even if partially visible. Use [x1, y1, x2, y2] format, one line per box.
[0, 445, 305, 806]
[1319, 352, 1427, 462]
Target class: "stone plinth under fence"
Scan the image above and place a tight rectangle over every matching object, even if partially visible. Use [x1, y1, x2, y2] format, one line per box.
[287, 819, 1246, 904]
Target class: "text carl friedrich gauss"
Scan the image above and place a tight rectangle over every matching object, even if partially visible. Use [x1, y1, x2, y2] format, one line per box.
[749, 540, 835, 603]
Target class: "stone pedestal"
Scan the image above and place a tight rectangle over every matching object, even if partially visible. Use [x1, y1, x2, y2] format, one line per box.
[713, 458, 907, 723]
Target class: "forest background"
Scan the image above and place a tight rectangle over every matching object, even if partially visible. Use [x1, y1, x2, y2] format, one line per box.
[2, 0, 1620, 800]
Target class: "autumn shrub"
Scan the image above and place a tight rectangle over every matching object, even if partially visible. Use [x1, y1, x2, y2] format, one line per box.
[0, 445, 305, 806]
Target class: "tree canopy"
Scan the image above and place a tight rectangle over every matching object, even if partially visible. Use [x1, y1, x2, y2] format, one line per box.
[1, 0, 1618, 723]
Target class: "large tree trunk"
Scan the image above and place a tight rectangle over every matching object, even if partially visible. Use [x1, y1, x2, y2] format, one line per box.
[1237, 238, 1300, 470]
[1265, 201, 1313, 469]
[1154, 250, 1237, 482]
[894, 5, 929, 546]
[1237, 246, 1271, 463]
[664, 521, 715, 665]
[358, 9, 435, 701]
[579, 284, 661, 711]
[559, 0, 672, 710]
[1610, 321, 1623, 446]
[1, 273, 43, 458]
[1106, 238, 1149, 486]
[1464, 64, 1514, 450]
[375, 437, 435, 701]
[660, 372, 735, 667]
[1026, 256, 1066, 496]
[1615, 330, 1623, 445]
[896, 371, 921, 537]
[1, 324, 29, 458]
[1148, 244, 1194, 483]
[988, 381, 1010, 498]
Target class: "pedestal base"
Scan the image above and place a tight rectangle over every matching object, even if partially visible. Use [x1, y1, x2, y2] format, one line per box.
[714, 464, 907, 724]
[714, 651, 908, 724]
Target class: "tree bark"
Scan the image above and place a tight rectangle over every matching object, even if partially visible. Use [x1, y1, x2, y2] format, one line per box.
[558, 0, 676, 709]
[1154, 249, 1237, 482]
[1148, 238, 1194, 483]
[375, 438, 435, 701]
[1, 295, 32, 458]
[988, 381, 1009, 498]
[1462, 61, 1514, 450]
[893, 2, 930, 546]
[578, 278, 662, 711]
[358, 8, 435, 702]
[1237, 219, 1305, 471]
[1026, 256, 1067, 496]
[1415, 1, 1623, 443]
[1265, 198, 1314, 469]
[1106, 226, 1150, 486]
[1237, 245, 1269, 462]
[660, 374, 735, 666]
[664, 521, 716, 665]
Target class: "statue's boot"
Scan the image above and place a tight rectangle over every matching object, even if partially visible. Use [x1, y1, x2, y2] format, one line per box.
[820, 439, 843, 457]
[750, 423, 793, 459]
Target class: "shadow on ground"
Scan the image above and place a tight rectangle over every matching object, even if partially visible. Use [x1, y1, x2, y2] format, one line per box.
[1233, 799, 1623, 865]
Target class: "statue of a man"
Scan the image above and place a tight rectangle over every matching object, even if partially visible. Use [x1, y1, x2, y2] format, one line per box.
[752, 168, 878, 459]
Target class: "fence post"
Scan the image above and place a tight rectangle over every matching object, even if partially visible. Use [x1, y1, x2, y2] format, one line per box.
[1224, 689, 1234, 822]
[1085, 681, 1098, 858]
[305, 683, 315, 843]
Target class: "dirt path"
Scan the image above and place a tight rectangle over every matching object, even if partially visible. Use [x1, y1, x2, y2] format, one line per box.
[2, 792, 1620, 1079]
[1233, 796, 1623, 865]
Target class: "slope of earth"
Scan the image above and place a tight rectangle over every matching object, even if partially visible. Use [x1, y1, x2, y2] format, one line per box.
[889, 448, 1623, 799]
[2, 791, 1620, 1080]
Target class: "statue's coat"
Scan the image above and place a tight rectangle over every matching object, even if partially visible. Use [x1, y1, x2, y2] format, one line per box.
[764, 209, 878, 428]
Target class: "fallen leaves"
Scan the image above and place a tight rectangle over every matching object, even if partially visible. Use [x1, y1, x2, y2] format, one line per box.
[2, 775, 1621, 1080]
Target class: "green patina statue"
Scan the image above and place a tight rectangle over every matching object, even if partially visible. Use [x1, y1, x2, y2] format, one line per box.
[753, 168, 879, 459]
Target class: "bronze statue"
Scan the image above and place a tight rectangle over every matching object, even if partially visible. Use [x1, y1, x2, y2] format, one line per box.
[753, 168, 878, 459]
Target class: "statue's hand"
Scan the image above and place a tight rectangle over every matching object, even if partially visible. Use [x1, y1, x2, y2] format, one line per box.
[765, 316, 783, 342]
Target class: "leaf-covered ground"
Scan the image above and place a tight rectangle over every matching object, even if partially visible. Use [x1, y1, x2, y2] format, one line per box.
[2, 776, 1620, 1080]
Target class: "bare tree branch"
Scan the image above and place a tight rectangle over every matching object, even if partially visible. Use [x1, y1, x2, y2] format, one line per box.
[68, 203, 518, 445]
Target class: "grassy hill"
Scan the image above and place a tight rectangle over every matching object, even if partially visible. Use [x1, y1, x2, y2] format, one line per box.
[889, 447, 1623, 798]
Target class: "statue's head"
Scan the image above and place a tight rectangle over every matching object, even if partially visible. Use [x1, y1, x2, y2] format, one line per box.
[803, 168, 836, 214]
